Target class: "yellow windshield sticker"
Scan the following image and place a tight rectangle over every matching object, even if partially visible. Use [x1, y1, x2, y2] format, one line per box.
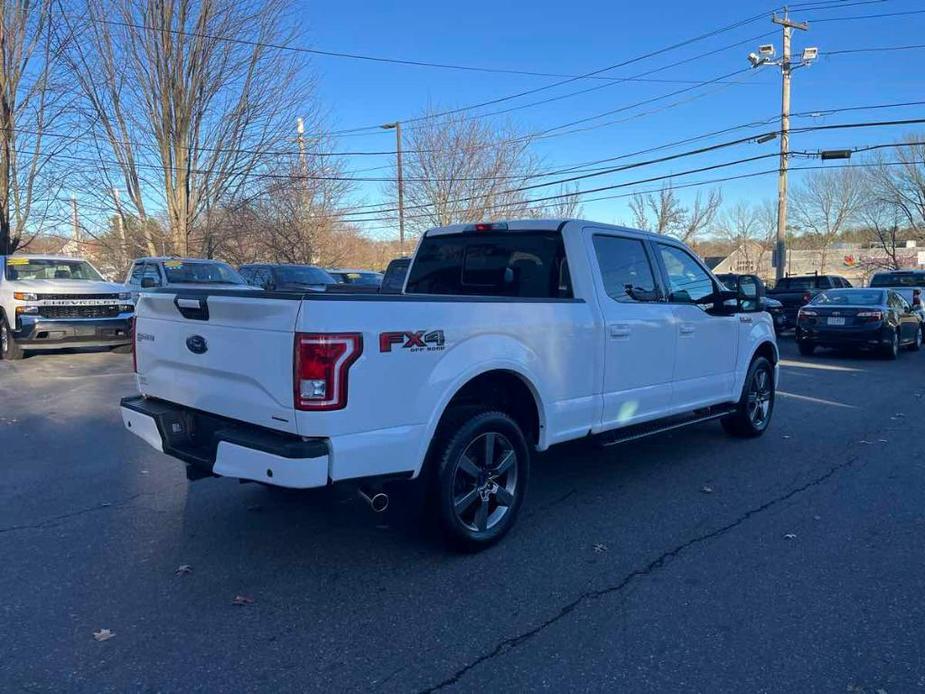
[164, 260, 183, 269]
[7, 257, 29, 265]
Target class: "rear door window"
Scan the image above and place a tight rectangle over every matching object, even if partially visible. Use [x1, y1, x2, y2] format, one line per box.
[405, 231, 572, 298]
[592, 235, 659, 302]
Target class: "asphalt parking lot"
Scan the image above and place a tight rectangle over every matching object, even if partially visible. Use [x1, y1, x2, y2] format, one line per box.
[2, 339, 924, 692]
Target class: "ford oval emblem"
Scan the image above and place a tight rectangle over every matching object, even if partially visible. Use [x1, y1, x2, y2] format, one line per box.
[186, 335, 208, 354]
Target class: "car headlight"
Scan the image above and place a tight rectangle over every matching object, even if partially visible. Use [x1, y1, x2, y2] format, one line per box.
[118, 292, 131, 301]
[13, 292, 37, 301]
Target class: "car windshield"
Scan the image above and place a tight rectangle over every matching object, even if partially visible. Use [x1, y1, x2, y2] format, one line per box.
[162, 260, 244, 285]
[4, 258, 104, 281]
[276, 266, 335, 285]
[811, 289, 884, 306]
[869, 272, 925, 287]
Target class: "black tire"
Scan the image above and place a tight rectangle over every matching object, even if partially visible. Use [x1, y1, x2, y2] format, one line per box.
[882, 330, 900, 360]
[909, 325, 922, 352]
[111, 344, 133, 354]
[430, 410, 530, 552]
[721, 356, 775, 438]
[0, 315, 24, 361]
[798, 341, 815, 357]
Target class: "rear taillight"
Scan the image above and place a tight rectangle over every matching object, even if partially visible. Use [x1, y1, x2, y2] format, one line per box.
[294, 333, 362, 411]
[798, 309, 817, 319]
[857, 310, 883, 322]
[131, 318, 137, 373]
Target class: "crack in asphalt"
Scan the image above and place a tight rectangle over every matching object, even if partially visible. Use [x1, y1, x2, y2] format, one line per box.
[0, 493, 144, 534]
[421, 454, 861, 692]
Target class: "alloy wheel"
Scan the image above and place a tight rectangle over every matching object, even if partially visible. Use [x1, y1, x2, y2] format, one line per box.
[0, 321, 7, 355]
[746, 367, 772, 428]
[452, 432, 518, 533]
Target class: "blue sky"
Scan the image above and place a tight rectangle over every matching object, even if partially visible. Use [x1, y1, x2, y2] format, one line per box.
[296, 0, 924, 238]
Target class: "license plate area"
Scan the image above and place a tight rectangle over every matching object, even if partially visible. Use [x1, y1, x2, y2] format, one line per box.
[827, 317, 846, 326]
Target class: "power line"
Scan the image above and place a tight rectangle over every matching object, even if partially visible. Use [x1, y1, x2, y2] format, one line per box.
[826, 43, 925, 55]
[809, 8, 925, 21]
[352, 156, 925, 231]
[338, 118, 925, 219]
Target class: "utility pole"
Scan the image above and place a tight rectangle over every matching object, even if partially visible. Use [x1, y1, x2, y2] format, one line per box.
[771, 10, 808, 281]
[381, 122, 405, 254]
[296, 117, 308, 177]
[70, 196, 81, 256]
[113, 188, 128, 268]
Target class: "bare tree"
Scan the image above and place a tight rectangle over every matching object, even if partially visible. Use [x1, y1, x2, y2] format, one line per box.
[627, 182, 720, 242]
[628, 182, 685, 234]
[857, 196, 904, 271]
[63, 0, 310, 257]
[866, 137, 925, 238]
[540, 182, 584, 219]
[677, 188, 722, 243]
[790, 167, 864, 273]
[712, 200, 773, 273]
[382, 110, 540, 236]
[0, 0, 71, 254]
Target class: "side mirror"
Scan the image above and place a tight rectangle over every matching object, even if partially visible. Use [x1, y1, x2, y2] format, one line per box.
[140, 277, 157, 289]
[736, 275, 764, 312]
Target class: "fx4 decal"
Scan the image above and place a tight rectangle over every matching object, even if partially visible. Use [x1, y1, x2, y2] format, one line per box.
[379, 330, 446, 353]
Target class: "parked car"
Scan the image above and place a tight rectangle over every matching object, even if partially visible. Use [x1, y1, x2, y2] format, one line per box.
[767, 274, 853, 329]
[326, 268, 384, 287]
[239, 264, 336, 292]
[795, 288, 922, 358]
[125, 257, 258, 300]
[716, 273, 786, 332]
[121, 219, 778, 550]
[0, 254, 133, 360]
[869, 270, 925, 289]
[379, 257, 411, 294]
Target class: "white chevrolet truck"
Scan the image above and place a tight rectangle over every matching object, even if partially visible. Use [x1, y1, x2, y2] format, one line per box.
[1, 255, 134, 360]
[121, 220, 778, 549]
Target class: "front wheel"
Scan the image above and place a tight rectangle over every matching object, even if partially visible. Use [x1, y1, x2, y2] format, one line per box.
[722, 356, 775, 438]
[0, 316, 24, 360]
[431, 410, 530, 552]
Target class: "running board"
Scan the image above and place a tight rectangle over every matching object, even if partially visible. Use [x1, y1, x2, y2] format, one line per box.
[598, 405, 737, 447]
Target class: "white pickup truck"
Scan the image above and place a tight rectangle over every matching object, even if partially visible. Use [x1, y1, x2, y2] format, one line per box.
[1, 255, 134, 360]
[121, 220, 778, 549]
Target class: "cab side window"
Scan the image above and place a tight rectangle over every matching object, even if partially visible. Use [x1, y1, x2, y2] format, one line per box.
[142, 263, 162, 287]
[657, 244, 715, 305]
[592, 235, 659, 302]
[128, 262, 145, 286]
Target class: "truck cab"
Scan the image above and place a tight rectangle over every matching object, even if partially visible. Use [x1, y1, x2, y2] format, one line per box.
[0, 255, 134, 360]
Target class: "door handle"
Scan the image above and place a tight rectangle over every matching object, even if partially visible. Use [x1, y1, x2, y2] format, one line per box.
[609, 323, 631, 338]
[679, 324, 695, 336]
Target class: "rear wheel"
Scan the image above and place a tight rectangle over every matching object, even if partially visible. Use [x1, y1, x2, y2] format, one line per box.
[798, 341, 815, 357]
[431, 410, 529, 552]
[0, 315, 24, 360]
[882, 330, 900, 360]
[722, 356, 775, 438]
[909, 325, 922, 352]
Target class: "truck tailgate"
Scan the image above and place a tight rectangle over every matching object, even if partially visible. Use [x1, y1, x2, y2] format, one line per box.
[134, 292, 302, 434]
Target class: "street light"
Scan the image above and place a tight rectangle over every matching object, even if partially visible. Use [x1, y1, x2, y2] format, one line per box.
[381, 122, 405, 254]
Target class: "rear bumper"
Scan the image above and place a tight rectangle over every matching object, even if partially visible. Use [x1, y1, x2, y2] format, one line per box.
[795, 323, 890, 347]
[120, 395, 330, 488]
[13, 314, 133, 349]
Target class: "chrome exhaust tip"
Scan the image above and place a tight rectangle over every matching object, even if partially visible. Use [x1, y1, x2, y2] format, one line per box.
[359, 487, 389, 513]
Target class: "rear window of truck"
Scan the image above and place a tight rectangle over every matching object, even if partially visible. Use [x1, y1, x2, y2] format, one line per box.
[405, 231, 572, 298]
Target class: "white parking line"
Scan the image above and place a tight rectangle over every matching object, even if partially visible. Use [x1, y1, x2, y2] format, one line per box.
[778, 391, 857, 409]
[780, 360, 861, 373]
